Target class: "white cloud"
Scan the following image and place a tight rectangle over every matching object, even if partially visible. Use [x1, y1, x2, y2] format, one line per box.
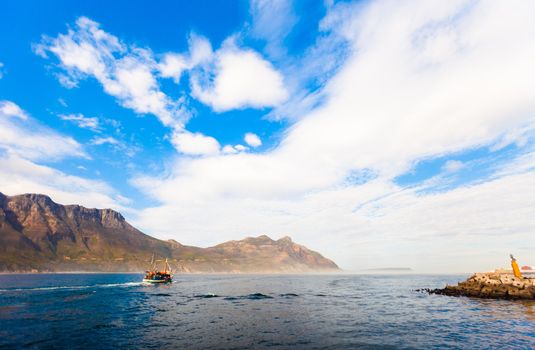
[170, 131, 220, 156]
[233, 144, 247, 152]
[258, 1, 352, 122]
[36, 16, 185, 128]
[0, 155, 127, 211]
[221, 144, 249, 154]
[0, 101, 86, 161]
[36, 18, 227, 157]
[249, 0, 297, 59]
[158, 33, 213, 83]
[59, 113, 100, 131]
[342, 170, 535, 273]
[159, 32, 287, 112]
[442, 160, 464, 173]
[37, 18, 288, 155]
[188, 34, 213, 65]
[244, 133, 262, 148]
[0, 100, 29, 120]
[158, 53, 188, 83]
[191, 42, 288, 111]
[133, 167, 535, 273]
[90, 135, 140, 158]
[0, 101, 126, 212]
[132, 0, 535, 272]
[91, 136, 120, 145]
[222, 145, 238, 154]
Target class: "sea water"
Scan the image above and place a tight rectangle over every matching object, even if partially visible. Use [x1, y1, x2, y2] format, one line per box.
[0, 274, 534, 349]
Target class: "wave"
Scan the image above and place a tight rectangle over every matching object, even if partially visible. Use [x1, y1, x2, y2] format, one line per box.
[194, 293, 220, 298]
[0, 282, 141, 292]
[225, 293, 273, 300]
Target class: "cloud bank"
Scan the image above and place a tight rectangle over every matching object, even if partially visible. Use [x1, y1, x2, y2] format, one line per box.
[131, 0, 535, 272]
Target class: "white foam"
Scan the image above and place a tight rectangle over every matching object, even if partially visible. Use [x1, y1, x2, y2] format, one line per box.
[0, 281, 142, 292]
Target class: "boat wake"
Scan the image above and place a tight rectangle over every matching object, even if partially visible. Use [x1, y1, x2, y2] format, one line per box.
[0, 282, 142, 292]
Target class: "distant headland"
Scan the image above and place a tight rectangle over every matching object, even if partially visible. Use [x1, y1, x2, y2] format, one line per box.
[0, 192, 339, 273]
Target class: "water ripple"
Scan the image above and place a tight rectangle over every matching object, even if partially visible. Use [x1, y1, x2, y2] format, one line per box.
[1, 274, 534, 349]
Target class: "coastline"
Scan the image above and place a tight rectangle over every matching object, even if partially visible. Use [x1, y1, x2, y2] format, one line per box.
[0, 270, 343, 275]
[0, 270, 473, 276]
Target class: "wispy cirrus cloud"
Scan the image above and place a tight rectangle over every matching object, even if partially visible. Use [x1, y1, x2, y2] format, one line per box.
[90, 135, 140, 158]
[90, 136, 119, 146]
[59, 113, 101, 132]
[0, 100, 29, 120]
[0, 154, 129, 211]
[0, 100, 127, 210]
[249, 0, 297, 60]
[0, 100, 86, 161]
[158, 33, 213, 83]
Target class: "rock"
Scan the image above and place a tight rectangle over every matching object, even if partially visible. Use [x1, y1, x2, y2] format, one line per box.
[507, 287, 533, 299]
[489, 285, 509, 298]
[511, 279, 525, 288]
[479, 286, 495, 298]
[427, 273, 535, 300]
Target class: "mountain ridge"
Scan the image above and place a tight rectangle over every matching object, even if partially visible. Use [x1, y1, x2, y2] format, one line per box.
[0, 192, 339, 273]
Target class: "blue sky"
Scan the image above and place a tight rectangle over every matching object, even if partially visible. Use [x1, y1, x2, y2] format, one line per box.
[0, 0, 340, 207]
[1, 0, 535, 272]
[0, 0, 294, 207]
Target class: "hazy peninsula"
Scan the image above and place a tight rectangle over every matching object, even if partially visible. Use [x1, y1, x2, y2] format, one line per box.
[0, 192, 339, 273]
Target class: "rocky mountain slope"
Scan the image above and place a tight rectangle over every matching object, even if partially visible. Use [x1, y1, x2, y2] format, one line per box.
[0, 192, 339, 273]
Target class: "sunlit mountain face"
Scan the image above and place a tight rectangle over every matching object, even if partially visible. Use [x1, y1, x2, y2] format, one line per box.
[1, 0, 535, 273]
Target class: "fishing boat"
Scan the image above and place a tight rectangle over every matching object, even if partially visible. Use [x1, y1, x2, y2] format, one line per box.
[143, 255, 173, 284]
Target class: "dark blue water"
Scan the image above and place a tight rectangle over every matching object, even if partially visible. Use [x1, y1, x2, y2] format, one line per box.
[1, 274, 534, 349]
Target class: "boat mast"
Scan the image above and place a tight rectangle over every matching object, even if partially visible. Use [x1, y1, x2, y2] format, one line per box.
[164, 258, 171, 274]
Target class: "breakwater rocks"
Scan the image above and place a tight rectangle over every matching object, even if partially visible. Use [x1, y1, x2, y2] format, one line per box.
[423, 273, 535, 300]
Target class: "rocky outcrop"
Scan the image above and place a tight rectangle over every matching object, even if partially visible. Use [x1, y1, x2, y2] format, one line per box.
[426, 273, 535, 300]
[0, 192, 339, 273]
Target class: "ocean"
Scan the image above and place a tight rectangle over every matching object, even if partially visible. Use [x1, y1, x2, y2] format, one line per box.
[0, 274, 534, 349]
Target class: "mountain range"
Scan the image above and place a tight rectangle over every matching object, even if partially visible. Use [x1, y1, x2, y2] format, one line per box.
[0, 192, 339, 273]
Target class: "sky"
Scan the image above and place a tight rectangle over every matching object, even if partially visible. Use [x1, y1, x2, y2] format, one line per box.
[1, 0, 535, 273]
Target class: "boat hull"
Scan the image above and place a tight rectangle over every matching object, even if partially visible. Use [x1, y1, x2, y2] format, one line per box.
[142, 278, 172, 284]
